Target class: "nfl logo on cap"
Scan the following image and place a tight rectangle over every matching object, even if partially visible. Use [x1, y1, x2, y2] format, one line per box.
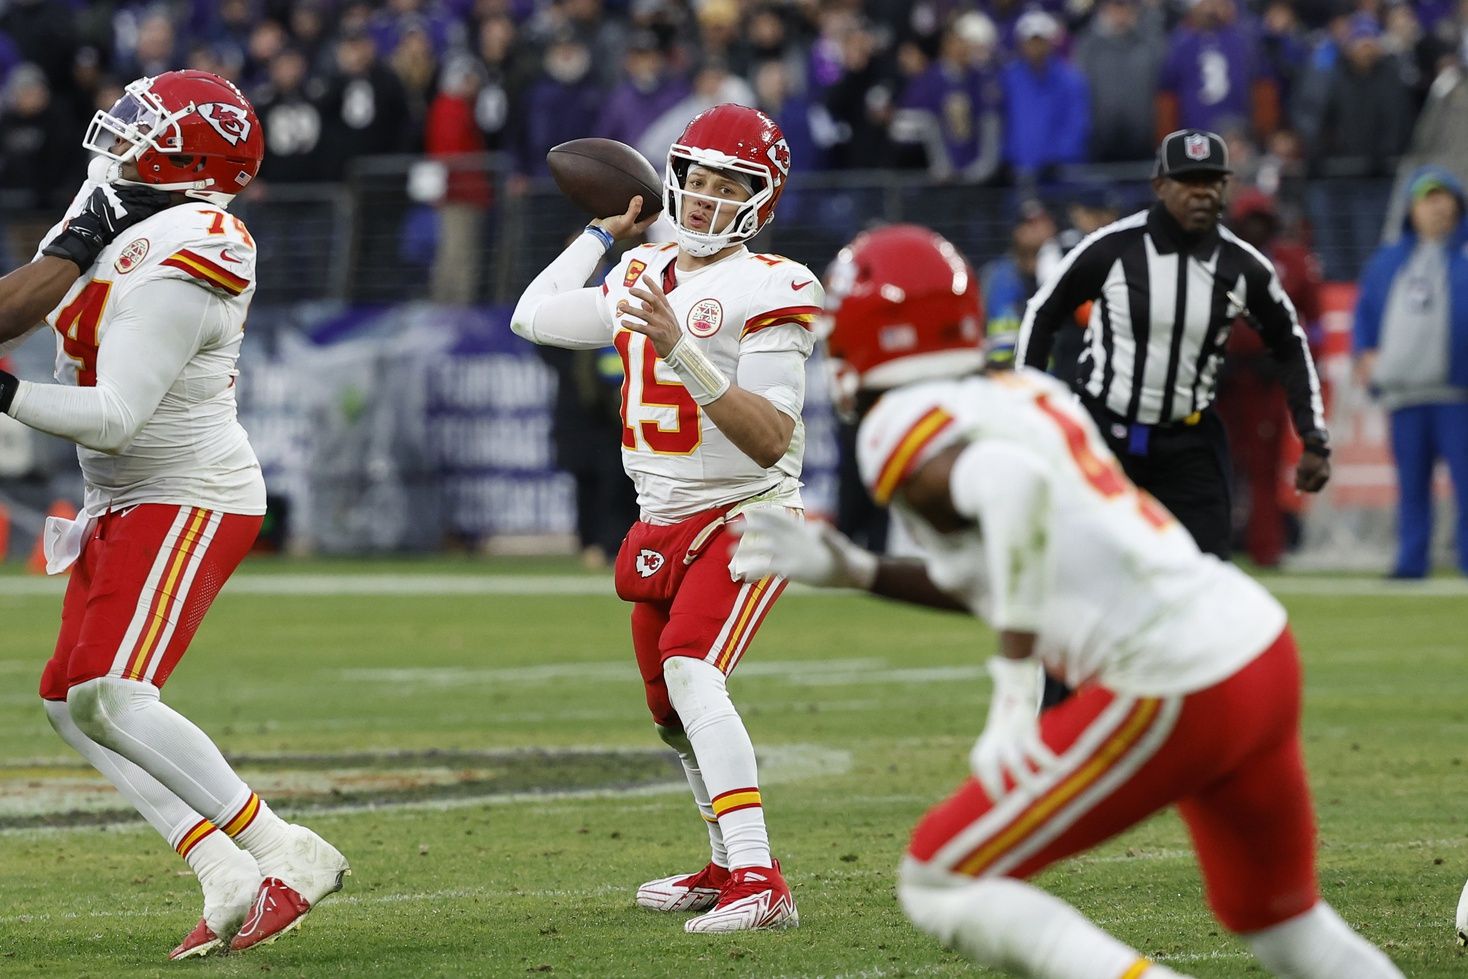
[1184, 133, 1210, 160]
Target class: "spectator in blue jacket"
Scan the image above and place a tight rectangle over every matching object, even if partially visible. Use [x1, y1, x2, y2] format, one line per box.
[1354, 166, 1468, 577]
[1001, 11, 1090, 184]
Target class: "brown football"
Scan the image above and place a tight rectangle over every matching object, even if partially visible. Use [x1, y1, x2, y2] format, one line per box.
[546, 138, 664, 223]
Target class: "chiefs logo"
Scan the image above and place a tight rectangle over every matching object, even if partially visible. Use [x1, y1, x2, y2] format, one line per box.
[635, 548, 665, 578]
[622, 259, 648, 288]
[767, 139, 791, 176]
[686, 298, 723, 338]
[198, 102, 252, 146]
[114, 237, 149, 274]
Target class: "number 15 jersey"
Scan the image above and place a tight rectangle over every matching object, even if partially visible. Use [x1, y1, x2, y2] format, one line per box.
[600, 243, 821, 523]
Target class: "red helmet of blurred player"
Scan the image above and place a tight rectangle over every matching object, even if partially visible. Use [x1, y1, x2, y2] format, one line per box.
[664, 103, 791, 257]
[824, 224, 985, 399]
[83, 69, 264, 207]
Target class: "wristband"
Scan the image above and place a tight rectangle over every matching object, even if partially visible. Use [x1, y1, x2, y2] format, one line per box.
[42, 226, 105, 271]
[663, 335, 730, 405]
[0, 370, 18, 414]
[584, 224, 615, 252]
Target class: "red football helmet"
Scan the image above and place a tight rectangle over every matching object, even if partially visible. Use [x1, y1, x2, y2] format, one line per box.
[824, 225, 985, 394]
[664, 103, 791, 256]
[83, 70, 264, 207]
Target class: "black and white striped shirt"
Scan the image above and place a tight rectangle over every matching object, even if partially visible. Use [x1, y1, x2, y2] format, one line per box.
[1017, 205, 1327, 437]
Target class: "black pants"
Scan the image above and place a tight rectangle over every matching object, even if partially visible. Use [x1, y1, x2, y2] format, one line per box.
[1084, 400, 1233, 560]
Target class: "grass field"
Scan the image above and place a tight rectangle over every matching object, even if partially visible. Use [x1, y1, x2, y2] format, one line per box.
[1, 559, 1465, 978]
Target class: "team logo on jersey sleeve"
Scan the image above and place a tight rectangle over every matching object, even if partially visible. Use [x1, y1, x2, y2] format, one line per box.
[687, 298, 724, 338]
[114, 237, 150, 274]
[622, 259, 648, 288]
[635, 548, 665, 578]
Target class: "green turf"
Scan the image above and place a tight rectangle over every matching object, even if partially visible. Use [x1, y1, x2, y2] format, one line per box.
[0, 560, 1464, 977]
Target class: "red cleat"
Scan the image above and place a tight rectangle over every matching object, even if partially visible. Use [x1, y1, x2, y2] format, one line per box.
[169, 919, 223, 960]
[685, 859, 797, 933]
[229, 877, 313, 951]
[636, 862, 732, 912]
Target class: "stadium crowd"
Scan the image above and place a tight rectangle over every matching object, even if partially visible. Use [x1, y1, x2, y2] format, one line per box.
[2, 0, 1467, 212]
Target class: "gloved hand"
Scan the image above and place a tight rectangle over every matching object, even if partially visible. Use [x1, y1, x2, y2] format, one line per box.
[969, 656, 1055, 800]
[728, 508, 878, 588]
[42, 183, 175, 271]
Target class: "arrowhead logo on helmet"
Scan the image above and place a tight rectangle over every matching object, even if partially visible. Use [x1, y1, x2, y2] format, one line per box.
[197, 102, 253, 146]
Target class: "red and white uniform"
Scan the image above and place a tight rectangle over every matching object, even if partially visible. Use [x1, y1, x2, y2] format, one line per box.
[861, 369, 1317, 934]
[14, 183, 264, 700]
[601, 242, 819, 521]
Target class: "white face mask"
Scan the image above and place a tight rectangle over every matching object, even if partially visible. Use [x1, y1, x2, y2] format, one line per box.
[87, 153, 115, 183]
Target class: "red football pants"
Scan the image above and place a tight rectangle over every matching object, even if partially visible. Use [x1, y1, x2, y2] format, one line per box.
[39, 504, 261, 701]
[615, 508, 787, 729]
[907, 629, 1318, 934]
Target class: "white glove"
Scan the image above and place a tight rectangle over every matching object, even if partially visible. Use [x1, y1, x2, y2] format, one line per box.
[729, 508, 879, 588]
[969, 656, 1056, 801]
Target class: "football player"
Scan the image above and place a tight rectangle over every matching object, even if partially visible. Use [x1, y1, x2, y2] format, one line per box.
[0, 71, 347, 957]
[511, 104, 820, 932]
[729, 226, 1404, 977]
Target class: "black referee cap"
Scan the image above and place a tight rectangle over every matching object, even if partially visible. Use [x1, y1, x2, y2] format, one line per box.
[1154, 129, 1231, 178]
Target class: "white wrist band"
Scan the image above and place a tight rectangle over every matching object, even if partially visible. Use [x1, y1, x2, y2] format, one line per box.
[663, 335, 730, 405]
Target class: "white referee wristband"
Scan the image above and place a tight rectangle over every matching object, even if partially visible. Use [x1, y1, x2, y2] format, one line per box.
[663, 335, 730, 405]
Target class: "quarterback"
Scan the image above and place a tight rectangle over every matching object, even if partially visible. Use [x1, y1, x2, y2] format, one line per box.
[731, 225, 1403, 977]
[512, 104, 818, 932]
[0, 71, 347, 957]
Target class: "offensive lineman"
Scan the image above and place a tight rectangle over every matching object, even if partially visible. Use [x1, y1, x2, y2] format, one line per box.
[511, 104, 818, 932]
[0, 71, 347, 957]
[730, 225, 1403, 976]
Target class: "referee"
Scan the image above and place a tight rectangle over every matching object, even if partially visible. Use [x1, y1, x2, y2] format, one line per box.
[1017, 129, 1331, 559]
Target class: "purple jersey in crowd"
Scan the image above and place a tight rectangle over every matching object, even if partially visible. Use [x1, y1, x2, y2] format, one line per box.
[1160, 23, 1261, 133]
[899, 63, 1003, 171]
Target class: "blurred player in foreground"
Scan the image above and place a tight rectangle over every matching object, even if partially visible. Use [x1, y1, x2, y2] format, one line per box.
[512, 104, 821, 932]
[731, 225, 1403, 977]
[0, 71, 347, 958]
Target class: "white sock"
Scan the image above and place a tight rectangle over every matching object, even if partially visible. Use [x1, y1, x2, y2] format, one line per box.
[64, 676, 290, 859]
[657, 724, 728, 868]
[663, 657, 771, 870]
[898, 866, 1178, 978]
[177, 823, 255, 890]
[1245, 903, 1403, 978]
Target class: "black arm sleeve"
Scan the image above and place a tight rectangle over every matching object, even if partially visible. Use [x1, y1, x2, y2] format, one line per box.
[1243, 258, 1328, 439]
[1016, 233, 1113, 372]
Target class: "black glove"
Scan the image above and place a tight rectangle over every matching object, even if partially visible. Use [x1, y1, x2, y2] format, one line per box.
[1295, 430, 1331, 493]
[42, 184, 176, 271]
[0, 369, 18, 414]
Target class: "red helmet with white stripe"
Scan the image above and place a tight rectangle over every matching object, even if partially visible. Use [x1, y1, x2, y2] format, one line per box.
[824, 225, 985, 394]
[664, 103, 791, 256]
[84, 70, 264, 207]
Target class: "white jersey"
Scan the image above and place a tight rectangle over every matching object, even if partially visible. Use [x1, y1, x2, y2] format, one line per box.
[856, 369, 1287, 697]
[601, 243, 821, 522]
[29, 186, 264, 514]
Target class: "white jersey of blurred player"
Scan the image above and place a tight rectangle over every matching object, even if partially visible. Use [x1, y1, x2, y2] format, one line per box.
[857, 368, 1284, 695]
[0, 70, 348, 959]
[32, 184, 265, 519]
[601, 240, 818, 519]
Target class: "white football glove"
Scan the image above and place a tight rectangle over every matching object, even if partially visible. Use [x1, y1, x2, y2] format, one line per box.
[729, 508, 878, 589]
[969, 656, 1056, 801]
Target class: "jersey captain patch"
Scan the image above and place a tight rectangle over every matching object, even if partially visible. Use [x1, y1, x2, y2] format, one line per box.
[622, 259, 648, 288]
[114, 237, 150, 274]
[687, 298, 724, 338]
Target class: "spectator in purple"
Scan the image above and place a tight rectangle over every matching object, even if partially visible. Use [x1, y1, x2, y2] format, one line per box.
[596, 30, 688, 149]
[1075, 0, 1166, 162]
[753, 58, 824, 173]
[1002, 11, 1090, 183]
[518, 31, 603, 177]
[369, 0, 462, 58]
[1157, 0, 1278, 141]
[891, 12, 1004, 182]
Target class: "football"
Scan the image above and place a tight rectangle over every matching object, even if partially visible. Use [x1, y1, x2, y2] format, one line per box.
[546, 138, 664, 223]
